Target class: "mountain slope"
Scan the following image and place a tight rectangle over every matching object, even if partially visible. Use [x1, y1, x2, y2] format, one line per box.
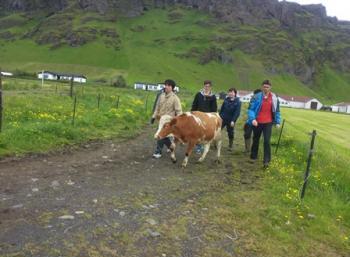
[0, 1, 349, 102]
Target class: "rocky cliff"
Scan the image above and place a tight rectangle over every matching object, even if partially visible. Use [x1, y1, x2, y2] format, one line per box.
[0, 0, 349, 84]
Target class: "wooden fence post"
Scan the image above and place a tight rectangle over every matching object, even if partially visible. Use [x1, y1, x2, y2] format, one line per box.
[70, 77, 74, 98]
[72, 96, 77, 126]
[116, 95, 120, 109]
[97, 93, 101, 109]
[301, 130, 317, 199]
[145, 92, 149, 112]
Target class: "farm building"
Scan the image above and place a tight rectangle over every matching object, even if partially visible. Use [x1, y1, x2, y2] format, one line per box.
[279, 95, 323, 110]
[37, 71, 87, 83]
[238, 90, 290, 107]
[134, 82, 147, 90]
[237, 90, 254, 103]
[331, 102, 350, 114]
[134, 82, 179, 92]
[156, 83, 180, 93]
[134, 82, 160, 91]
[0, 71, 13, 77]
[277, 96, 290, 107]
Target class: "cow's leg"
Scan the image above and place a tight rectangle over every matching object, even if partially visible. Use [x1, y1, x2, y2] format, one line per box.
[215, 138, 222, 163]
[169, 140, 177, 163]
[182, 141, 195, 168]
[198, 143, 210, 163]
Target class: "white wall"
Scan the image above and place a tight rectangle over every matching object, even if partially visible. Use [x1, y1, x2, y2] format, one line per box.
[38, 73, 57, 80]
[73, 77, 86, 83]
[289, 101, 305, 109]
[305, 99, 323, 110]
[134, 83, 146, 90]
[239, 93, 253, 103]
[332, 105, 350, 113]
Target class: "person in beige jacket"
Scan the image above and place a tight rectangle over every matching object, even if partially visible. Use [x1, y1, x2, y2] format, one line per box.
[151, 79, 182, 158]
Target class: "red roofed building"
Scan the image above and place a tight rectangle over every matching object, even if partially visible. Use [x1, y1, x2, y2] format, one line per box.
[278, 95, 323, 110]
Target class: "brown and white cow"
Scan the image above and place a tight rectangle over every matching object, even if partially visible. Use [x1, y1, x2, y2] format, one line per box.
[157, 111, 222, 168]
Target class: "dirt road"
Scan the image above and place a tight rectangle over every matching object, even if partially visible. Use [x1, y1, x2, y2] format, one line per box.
[0, 126, 261, 257]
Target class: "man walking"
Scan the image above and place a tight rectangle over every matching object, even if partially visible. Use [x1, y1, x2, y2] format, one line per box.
[191, 80, 217, 153]
[151, 79, 182, 158]
[247, 80, 281, 168]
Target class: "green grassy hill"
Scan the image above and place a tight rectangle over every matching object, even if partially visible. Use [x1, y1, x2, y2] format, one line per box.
[0, 7, 349, 103]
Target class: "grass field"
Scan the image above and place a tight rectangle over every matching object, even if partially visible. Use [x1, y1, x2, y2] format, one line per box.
[232, 107, 350, 255]
[0, 79, 349, 255]
[0, 78, 157, 156]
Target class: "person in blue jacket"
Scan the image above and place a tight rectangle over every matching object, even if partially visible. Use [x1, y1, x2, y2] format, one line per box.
[219, 88, 241, 151]
[247, 80, 281, 168]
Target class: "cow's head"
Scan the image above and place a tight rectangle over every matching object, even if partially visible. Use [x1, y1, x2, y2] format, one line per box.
[154, 114, 173, 139]
[157, 118, 177, 139]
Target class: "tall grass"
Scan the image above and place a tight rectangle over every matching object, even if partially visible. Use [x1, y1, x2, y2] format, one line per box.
[0, 80, 156, 156]
[259, 108, 350, 255]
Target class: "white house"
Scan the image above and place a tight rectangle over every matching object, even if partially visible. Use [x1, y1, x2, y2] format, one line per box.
[157, 83, 180, 93]
[0, 71, 13, 77]
[331, 102, 350, 114]
[277, 96, 290, 107]
[38, 71, 58, 81]
[134, 82, 147, 90]
[279, 95, 323, 110]
[147, 84, 160, 91]
[37, 71, 87, 83]
[237, 90, 254, 103]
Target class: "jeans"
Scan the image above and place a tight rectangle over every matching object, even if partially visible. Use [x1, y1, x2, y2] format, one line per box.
[155, 137, 172, 154]
[250, 122, 273, 164]
[243, 123, 253, 140]
[221, 120, 234, 140]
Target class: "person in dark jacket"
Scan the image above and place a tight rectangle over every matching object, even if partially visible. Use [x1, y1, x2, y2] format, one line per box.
[191, 80, 217, 153]
[219, 88, 241, 151]
[247, 80, 281, 168]
[191, 80, 217, 113]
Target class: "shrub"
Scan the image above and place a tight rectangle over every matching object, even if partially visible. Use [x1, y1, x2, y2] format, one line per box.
[112, 75, 127, 88]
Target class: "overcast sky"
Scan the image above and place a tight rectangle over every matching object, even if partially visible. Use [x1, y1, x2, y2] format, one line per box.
[281, 0, 350, 21]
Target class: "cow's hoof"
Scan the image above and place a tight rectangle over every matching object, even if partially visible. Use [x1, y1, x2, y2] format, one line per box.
[172, 159, 177, 164]
[214, 159, 221, 164]
[197, 158, 204, 163]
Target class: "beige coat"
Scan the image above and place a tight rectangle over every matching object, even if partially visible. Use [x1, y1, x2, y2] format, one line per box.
[152, 91, 182, 120]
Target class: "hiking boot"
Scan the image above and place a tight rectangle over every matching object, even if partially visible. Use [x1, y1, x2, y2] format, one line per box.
[248, 158, 257, 164]
[152, 153, 162, 159]
[228, 138, 233, 152]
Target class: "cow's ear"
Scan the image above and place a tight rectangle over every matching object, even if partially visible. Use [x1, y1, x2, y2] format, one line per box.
[170, 118, 177, 126]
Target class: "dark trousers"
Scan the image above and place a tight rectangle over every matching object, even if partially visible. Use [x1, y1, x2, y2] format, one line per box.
[250, 122, 273, 164]
[243, 123, 253, 140]
[155, 137, 172, 154]
[221, 120, 234, 139]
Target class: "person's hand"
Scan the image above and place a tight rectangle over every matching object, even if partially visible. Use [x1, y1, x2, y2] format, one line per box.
[230, 121, 235, 127]
[276, 124, 281, 129]
[150, 118, 155, 124]
[252, 120, 258, 127]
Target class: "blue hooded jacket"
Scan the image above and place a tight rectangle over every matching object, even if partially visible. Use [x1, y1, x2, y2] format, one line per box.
[247, 92, 281, 125]
[219, 97, 241, 123]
